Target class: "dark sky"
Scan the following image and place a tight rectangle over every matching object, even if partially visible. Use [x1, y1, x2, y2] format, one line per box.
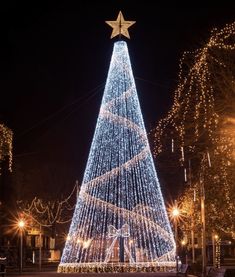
[0, 2, 235, 200]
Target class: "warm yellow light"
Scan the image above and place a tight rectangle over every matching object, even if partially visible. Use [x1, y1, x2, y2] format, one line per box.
[153, 22, 235, 234]
[214, 234, 219, 240]
[181, 240, 186, 246]
[66, 235, 71, 241]
[83, 239, 92, 249]
[0, 124, 13, 173]
[18, 219, 25, 229]
[172, 207, 180, 217]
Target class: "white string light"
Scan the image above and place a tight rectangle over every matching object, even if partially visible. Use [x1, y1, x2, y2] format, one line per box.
[59, 41, 175, 272]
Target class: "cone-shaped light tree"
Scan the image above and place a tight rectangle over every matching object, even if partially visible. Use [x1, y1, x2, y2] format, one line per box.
[59, 12, 175, 273]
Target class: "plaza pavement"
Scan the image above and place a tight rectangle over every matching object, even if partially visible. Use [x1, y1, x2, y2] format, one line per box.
[7, 271, 180, 277]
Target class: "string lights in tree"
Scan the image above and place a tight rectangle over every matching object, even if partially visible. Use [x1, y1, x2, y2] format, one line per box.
[154, 22, 235, 155]
[0, 123, 13, 173]
[58, 39, 176, 273]
[152, 22, 235, 235]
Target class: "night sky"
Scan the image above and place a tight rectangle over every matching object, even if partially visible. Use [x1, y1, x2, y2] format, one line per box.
[0, 2, 235, 201]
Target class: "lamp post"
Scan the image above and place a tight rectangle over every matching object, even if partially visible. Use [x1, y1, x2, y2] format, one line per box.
[181, 240, 188, 264]
[213, 234, 220, 268]
[172, 201, 180, 272]
[39, 224, 42, 271]
[18, 219, 25, 274]
[200, 175, 206, 277]
[212, 234, 218, 267]
[191, 189, 196, 264]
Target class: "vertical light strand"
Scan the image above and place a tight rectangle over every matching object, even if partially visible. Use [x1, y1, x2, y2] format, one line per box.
[207, 151, 211, 167]
[184, 168, 187, 182]
[181, 146, 185, 162]
[59, 41, 175, 272]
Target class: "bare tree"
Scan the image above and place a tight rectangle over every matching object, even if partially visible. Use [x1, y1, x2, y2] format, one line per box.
[151, 22, 235, 236]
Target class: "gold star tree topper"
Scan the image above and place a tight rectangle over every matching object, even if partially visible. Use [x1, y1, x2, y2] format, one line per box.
[105, 11, 136, 39]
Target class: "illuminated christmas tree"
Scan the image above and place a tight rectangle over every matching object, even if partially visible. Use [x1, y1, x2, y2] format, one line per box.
[58, 12, 175, 273]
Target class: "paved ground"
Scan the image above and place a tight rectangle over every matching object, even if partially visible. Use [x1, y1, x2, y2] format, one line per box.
[8, 272, 178, 277]
[5, 261, 235, 277]
[5, 263, 180, 277]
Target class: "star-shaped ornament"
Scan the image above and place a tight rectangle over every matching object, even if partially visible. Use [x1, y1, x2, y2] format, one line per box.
[105, 11, 135, 39]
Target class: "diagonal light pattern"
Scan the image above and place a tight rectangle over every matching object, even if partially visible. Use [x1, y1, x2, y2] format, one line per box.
[59, 41, 176, 272]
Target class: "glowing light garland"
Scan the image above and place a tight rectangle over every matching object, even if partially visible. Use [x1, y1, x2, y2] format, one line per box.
[0, 123, 13, 173]
[58, 41, 175, 273]
[17, 182, 79, 227]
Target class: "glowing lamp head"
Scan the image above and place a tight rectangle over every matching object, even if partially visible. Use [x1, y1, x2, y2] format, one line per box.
[18, 219, 25, 229]
[172, 207, 180, 217]
[181, 240, 186, 246]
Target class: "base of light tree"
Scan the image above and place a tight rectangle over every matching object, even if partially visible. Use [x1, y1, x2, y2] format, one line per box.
[58, 262, 176, 273]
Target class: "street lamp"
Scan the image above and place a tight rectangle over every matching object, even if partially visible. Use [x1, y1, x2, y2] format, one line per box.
[212, 234, 221, 268]
[171, 201, 180, 273]
[181, 239, 188, 264]
[200, 173, 206, 277]
[18, 219, 25, 274]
